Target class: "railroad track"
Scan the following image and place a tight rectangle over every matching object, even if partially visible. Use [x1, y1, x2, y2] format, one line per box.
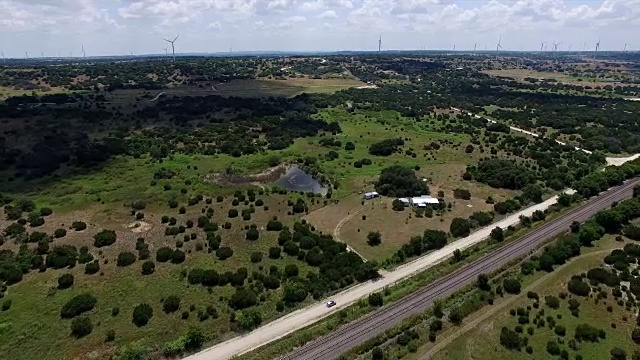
[281, 178, 639, 360]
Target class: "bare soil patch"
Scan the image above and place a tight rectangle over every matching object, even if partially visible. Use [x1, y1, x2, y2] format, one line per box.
[205, 164, 288, 186]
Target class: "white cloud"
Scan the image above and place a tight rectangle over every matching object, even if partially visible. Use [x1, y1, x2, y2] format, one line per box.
[318, 9, 338, 18]
[0, 0, 638, 55]
[300, 0, 326, 12]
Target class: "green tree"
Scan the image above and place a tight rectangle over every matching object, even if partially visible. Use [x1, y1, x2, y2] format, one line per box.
[477, 273, 491, 291]
[132, 303, 153, 327]
[57, 274, 74, 289]
[235, 309, 263, 331]
[93, 230, 117, 247]
[163, 296, 180, 313]
[70, 316, 93, 338]
[450, 218, 472, 237]
[503, 278, 521, 294]
[367, 231, 382, 246]
[368, 292, 383, 307]
[490, 227, 504, 242]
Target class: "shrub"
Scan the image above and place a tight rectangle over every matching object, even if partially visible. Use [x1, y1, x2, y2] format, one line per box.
[453, 188, 471, 200]
[450, 218, 472, 237]
[574, 323, 603, 342]
[141, 260, 155, 275]
[46, 245, 78, 269]
[546, 340, 561, 355]
[93, 230, 117, 247]
[228, 209, 238, 218]
[60, 293, 97, 318]
[132, 303, 153, 327]
[70, 316, 93, 338]
[39, 207, 53, 216]
[503, 278, 521, 294]
[610, 347, 627, 360]
[555, 325, 566, 336]
[545, 295, 560, 309]
[171, 250, 186, 264]
[368, 292, 383, 307]
[568, 277, 591, 296]
[105, 329, 115, 342]
[216, 246, 234, 260]
[266, 220, 283, 231]
[71, 221, 87, 231]
[268, 245, 282, 259]
[163, 296, 181, 313]
[85, 260, 100, 275]
[229, 288, 258, 310]
[117, 252, 137, 267]
[54, 228, 67, 238]
[2, 299, 12, 311]
[632, 328, 640, 344]
[156, 247, 174, 262]
[499, 327, 522, 350]
[367, 231, 382, 246]
[250, 252, 263, 263]
[57, 274, 74, 289]
[246, 228, 259, 241]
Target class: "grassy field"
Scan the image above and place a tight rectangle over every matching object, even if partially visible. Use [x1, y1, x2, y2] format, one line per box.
[482, 69, 621, 87]
[0, 187, 326, 360]
[428, 235, 638, 360]
[303, 107, 516, 260]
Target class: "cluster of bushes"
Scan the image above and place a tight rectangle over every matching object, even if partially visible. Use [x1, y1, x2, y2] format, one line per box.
[393, 229, 448, 263]
[156, 247, 186, 264]
[353, 158, 372, 168]
[375, 165, 429, 197]
[517, 196, 640, 277]
[273, 222, 378, 301]
[464, 159, 535, 190]
[453, 188, 471, 200]
[187, 267, 248, 288]
[60, 294, 97, 318]
[573, 158, 640, 198]
[368, 138, 404, 156]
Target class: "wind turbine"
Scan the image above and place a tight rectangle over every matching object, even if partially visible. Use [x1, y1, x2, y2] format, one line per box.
[495, 35, 503, 60]
[623, 43, 627, 52]
[552, 41, 561, 58]
[25, 52, 28, 59]
[540, 41, 546, 52]
[452, 44, 456, 52]
[473, 43, 477, 53]
[163, 34, 180, 62]
[594, 39, 600, 59]
[378, 35, 382, 52]
[1, 51, 4, 63]
[81, 44, 86, 58]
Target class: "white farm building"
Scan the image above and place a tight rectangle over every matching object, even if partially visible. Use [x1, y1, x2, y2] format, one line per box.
[410, 195, 440, 208]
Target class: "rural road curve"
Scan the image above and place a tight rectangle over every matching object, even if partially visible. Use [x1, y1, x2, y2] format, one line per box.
[281, 178, 639, 360]
[184, 175, 636, 360]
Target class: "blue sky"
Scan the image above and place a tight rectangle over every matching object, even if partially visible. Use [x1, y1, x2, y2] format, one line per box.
[0, 0, 638, 57]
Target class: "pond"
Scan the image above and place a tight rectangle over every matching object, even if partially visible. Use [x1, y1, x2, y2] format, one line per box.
[273, 166, 327, 195]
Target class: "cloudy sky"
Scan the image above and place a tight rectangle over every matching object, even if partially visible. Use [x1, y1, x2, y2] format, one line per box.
[0, 0, 638, 57]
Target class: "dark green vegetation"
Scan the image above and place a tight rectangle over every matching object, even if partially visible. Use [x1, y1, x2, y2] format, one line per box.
[1, 52, 639, 360]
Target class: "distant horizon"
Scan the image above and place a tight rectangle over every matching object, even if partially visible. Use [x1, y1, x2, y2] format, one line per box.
[3, 48, 638, 62]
